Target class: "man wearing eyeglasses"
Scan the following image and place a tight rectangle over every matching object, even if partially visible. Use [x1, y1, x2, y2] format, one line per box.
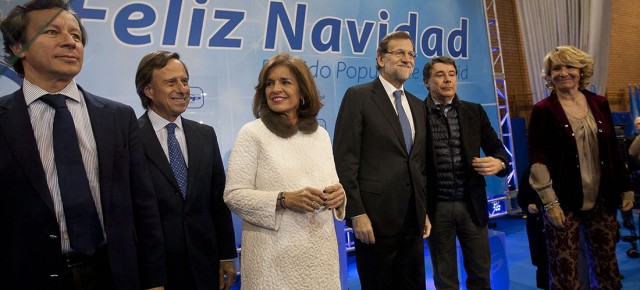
[423, 55, 510, 290]
[334, 31, 431, 290]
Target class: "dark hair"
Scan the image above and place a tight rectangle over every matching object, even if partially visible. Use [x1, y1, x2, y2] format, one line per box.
[135, 51, 189, 109]
[0, 0, 88, 77]
[252, 52, 322, 119]
[422, 55, 458, 84]
[376, 31, 414, 70]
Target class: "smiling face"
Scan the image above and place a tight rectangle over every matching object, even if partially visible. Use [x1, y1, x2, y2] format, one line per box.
[265, 65, 301, 124]
[426, 62, 457, 103]
[145, 59, 190, 122]
[13, 8, 84, 88]
[377, 38, 415, 88]
[550, 62, 581, 93]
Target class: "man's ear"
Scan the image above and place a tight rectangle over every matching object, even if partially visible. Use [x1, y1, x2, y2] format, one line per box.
[9, 43, 26, 58]
[376, 54, 384, 69]
[144, 85, 153, 99]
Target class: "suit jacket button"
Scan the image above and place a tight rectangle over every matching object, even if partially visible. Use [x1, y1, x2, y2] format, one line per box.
[49, 234, 58, 239]
[50, 274, 59, 278]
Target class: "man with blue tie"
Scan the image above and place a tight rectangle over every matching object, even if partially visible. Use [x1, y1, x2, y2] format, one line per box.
[135, 51, 237, 290]
[0, 1, 165, 289]
[334, 31, 431, 290]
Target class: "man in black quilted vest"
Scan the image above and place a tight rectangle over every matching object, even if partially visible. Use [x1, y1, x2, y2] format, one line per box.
[422, 55, 511, 290]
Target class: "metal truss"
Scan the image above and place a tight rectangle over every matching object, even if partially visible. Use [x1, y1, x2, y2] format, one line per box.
[484, 0, 519, 216]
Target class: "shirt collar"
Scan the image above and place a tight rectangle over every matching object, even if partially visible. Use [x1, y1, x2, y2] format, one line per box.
[23, 79, 81, 105]
[378, 76, 405, 98]
[148, 109, 184, 133]
[426, 95, 460, 110]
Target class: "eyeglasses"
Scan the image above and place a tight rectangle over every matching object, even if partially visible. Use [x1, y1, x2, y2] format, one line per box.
[385, 50, 417, 59]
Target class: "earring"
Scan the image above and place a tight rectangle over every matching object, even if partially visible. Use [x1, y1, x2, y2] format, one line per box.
[301, 98, 306, 106]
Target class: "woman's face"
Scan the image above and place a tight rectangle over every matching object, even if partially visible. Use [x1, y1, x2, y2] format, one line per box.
[265, 65, 301, 120]
[550, 62, 581, 91]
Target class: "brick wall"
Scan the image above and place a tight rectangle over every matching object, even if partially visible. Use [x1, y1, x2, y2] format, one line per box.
[494, 0, 640, 117]
[607, 0, 640, 112]
[495, 0, 532, 120]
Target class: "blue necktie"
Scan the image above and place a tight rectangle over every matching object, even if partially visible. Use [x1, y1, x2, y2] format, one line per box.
[393, 90, 413, 152]
[166, 123, 188, 199]
[40, 94, 103, 256]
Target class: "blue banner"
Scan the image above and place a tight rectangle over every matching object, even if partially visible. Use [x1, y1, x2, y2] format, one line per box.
[0, 0, 503, 196]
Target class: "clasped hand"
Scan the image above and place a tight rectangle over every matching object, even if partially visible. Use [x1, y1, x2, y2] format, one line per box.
[284, 183, 345, 213]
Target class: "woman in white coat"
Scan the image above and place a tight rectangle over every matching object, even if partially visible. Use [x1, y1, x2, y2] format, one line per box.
[224, 52, 346, 290]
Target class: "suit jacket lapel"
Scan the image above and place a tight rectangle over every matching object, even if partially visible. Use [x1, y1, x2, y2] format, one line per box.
[183, 120, 202, 202]
[0, 90, 55, 213]
[407, 93, 425, 157]
[83, 88, 116, 212]
[370, 79, 407, 154]
[139, 113, 182, 193]
[458, 101, 473, 155]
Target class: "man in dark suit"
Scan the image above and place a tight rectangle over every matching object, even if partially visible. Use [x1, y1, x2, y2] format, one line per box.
[422, 55, 510, 290]
[334, 31, 430, 290]
[0, 1, 165, 289]
[135, 51, 237, 290]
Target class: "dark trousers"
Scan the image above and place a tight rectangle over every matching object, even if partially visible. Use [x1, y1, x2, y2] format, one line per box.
[165, 250, 198, 290]
[525, 213, 549, 290]
[354, 202, 425, 290]
[59, 246, 116, 290]
[427, 201, 491, 290]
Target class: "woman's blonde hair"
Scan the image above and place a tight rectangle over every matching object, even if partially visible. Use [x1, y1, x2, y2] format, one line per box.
[541, 45, 594, 90]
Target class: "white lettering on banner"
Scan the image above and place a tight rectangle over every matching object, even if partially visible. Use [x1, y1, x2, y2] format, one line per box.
[70, 0, 468, 58]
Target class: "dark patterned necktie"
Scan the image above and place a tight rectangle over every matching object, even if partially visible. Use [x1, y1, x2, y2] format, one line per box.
[166, 123, 188, 199]
[40, 94, 103, 256]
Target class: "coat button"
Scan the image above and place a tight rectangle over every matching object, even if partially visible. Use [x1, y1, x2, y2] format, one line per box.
[598, 129, 602, 133]
[571, 133, 575, 136]
[48, 234, 58, 239]
[50, 274, 59, 278]
[577, 165, 580, 168]
[564, 124, 569, 128]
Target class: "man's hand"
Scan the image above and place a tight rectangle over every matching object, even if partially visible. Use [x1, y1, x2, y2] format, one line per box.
[472, 157, 504, 176]
[545, 206, 565, 229]
[528, 204, 539, 214]
[218, 260, 236, 290]
[352, 214, 375, 244]
[423, 215, 432, 238]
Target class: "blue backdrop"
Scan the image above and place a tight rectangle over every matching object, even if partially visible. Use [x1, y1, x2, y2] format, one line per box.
[0, 0, 505, 287]
[1, 0, 499, 166]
